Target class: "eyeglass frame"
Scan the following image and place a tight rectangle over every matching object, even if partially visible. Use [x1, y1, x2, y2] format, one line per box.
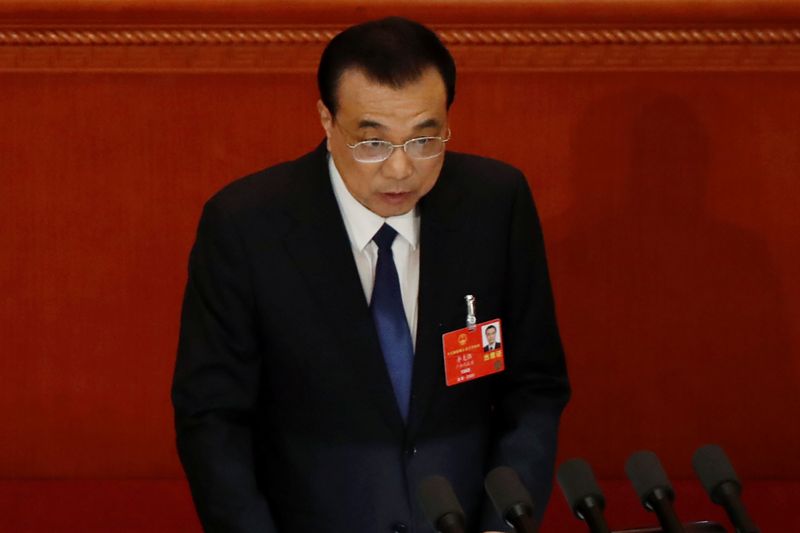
[344, 128, 452, 163]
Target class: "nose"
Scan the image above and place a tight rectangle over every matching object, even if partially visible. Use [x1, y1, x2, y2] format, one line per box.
[381, 145, 414, 181]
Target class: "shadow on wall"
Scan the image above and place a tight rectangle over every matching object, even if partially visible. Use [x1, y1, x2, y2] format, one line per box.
[549, 91, 798, 479]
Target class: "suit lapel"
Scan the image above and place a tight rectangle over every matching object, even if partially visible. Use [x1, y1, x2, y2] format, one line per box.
[280, 144, 406, 434]
[408, 154, 474, 433]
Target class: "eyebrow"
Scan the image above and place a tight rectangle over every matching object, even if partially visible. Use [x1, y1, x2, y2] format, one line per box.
[357, 119, 384, 129]
[356, 118, 442, 131]
[414, 118, 441, 130]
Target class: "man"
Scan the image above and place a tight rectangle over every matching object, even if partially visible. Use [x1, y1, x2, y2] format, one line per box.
[483, 325, 501, 353]
[173, 17, 569, 533]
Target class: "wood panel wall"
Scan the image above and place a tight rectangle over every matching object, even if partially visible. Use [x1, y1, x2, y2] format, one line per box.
[1, 0, 799, 481]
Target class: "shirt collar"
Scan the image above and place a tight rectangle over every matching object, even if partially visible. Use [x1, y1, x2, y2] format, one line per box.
[329, 155, 420, 252]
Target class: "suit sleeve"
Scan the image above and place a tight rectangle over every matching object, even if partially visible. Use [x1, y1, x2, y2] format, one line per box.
[172, 198, 278, 532]
[481, 173, 571, 530]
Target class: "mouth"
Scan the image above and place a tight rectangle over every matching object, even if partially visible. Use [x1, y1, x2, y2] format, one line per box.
[381, 192, 411, 203]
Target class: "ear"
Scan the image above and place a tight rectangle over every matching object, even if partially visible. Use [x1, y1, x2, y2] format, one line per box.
[317, 99, 333, 140]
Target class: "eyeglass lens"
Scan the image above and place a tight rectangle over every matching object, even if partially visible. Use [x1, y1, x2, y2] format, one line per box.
[353, 137, 445, 162]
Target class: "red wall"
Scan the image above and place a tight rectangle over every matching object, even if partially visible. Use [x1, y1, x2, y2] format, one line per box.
[1, 1, 799, 484]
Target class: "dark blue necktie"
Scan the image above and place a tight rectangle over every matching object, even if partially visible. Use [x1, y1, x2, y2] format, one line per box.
[370, 224, 414, 421]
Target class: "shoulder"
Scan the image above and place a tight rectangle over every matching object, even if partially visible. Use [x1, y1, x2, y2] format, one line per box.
[205, 146, 323, 217]
[437, 151, 532, 213]
[442, 151, 527, 189]
[196, 144, 330, 243]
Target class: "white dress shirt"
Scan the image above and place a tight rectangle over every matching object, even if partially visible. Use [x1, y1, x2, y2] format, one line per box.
[328, 156, 420, 348]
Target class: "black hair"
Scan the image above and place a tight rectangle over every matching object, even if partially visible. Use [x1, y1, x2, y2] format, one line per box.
[486, 325, 497, 333]
[317, 17, 456, 115]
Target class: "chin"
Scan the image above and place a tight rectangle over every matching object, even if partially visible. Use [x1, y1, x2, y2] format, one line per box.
[379, 205, 415, 217]
[369, 197, 417, 217]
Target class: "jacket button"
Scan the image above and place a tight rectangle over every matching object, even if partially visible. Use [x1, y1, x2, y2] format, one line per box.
[407, 446, 417, 457]
[392, 522, 408, 533]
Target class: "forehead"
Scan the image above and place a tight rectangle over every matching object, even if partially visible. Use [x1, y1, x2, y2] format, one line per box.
[334, 67, 447, 128]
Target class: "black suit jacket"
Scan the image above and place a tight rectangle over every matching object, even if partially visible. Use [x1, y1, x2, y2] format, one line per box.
[172, 143, 570, 532]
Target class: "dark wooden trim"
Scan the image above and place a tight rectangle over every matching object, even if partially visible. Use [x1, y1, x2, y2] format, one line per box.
[1, 24, 800, 72]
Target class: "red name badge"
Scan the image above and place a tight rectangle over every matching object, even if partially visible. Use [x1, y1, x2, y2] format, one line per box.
[441, 319, 505, 386]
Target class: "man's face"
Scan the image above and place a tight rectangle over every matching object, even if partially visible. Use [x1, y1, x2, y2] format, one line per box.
[486, 327, 496, 345]
[318, 67, 449, 217]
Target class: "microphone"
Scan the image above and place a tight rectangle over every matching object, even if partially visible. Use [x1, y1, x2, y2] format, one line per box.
[484, 466, 538, 532]
[557, 458, 611, 533]
[418, 475, 467, 533]
[625, 451, 685, 533]
[692, 444, 760, 533]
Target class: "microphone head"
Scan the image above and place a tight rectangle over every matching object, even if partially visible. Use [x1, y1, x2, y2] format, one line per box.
[418, 475, 465, 528]
[625, 450, 675, 505]
[484, 466, 534, 521]
[557, 458, 606, 517]
[693, 444, 742, 503]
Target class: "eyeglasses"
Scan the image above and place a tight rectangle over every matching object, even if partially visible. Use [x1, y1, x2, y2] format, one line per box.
[346, 129, 451, 163]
